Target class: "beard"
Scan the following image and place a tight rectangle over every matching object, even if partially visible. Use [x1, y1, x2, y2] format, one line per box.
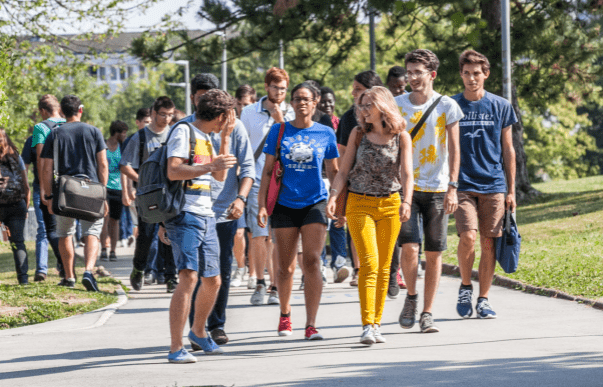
[268, 94, 284, 104]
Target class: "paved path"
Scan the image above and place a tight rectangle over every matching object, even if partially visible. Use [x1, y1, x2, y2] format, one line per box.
[1, 246, 602, 387]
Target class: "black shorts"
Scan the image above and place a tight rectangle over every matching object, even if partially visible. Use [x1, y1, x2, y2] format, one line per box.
[271, 200, 328, 229]
[107, 189, 123, 220]
[397, 191, 449, 252]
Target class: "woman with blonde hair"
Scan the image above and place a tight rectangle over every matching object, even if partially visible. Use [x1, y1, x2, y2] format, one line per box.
[326, 86, 413, 345]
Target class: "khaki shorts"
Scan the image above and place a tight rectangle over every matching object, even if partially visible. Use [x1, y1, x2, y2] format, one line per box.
[454, 192, 505, 238]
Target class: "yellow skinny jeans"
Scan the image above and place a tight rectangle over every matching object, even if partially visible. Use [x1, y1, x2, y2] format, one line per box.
[346, 192, 402, 326]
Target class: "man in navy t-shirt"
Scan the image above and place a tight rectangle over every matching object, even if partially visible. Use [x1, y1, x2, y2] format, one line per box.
[451, 50, 518, 319]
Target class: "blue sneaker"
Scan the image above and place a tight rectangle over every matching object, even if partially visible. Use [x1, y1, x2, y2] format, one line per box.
[188, 331, 224, 354]
[167, 348, 197, 364]
[476, 298, 497, 319]
[456, 287, 473, 318]
[82, 271, 99, 292]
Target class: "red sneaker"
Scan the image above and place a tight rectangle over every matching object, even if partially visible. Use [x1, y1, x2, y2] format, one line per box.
[397, 270, 407, 289]
[278, 316, 292, 336]
[304, 325, 324, 340]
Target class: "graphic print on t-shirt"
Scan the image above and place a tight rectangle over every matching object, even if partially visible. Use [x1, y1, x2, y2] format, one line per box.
[282, 135, 324, 172]
[189, 137, 213, 197]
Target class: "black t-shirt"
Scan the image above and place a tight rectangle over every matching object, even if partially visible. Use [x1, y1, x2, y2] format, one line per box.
[21, 136, 38, 185]
[41, 122, 107, 183]
[336, 106, 358, 147]
[312, 110, 334, 129]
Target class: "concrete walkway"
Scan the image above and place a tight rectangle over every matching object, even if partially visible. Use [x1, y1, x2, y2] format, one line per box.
[1, 245, 602, 387]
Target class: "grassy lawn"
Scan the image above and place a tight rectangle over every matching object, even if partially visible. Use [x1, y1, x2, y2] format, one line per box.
[442, 175, 603, 300]
[0, 241, 120, 330]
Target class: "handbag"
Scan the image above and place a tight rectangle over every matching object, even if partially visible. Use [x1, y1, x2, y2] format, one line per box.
[266, 123, 286, 216]
[52, 137, 107, 221]
[495, 210, 521, 273]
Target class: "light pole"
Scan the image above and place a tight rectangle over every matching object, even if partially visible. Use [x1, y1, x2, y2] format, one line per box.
[502, 0, 512, 102]
[369, 8, 376, 71]
[167, 60, 191, 116]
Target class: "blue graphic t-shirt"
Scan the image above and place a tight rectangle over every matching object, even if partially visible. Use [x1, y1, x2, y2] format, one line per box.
[264, 121, 339, 209]
[452, 91, 518, 193]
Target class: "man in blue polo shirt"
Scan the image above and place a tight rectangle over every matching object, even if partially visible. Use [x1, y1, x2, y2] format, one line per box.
[451, 50, 517, 319]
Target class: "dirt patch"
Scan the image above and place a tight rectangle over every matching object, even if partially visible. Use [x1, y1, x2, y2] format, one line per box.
[60, 296, 96, 306]
[0, 305, 26, 317]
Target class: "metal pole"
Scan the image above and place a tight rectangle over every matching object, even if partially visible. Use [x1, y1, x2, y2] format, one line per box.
[279, 40, 284, 69]
[184, 61, 191, 116]
[502, 0, 512, 102]
[369, 9, 376, 71]
[222, 32, 227, 91]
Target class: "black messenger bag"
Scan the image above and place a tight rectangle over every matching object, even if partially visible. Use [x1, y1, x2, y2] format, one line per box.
[51, 137, 106, 221]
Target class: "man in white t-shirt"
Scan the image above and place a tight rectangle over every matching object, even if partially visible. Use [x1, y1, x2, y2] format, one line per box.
[164, 89, 237, 363]
[395, 49, 463, 333]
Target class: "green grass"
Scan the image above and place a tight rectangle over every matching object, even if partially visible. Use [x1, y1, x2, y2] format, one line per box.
[0, 241, 119, 330]
[442, 175, 603, 300]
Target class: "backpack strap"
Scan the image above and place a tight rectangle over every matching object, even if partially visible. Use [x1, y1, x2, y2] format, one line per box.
[53, 134, 59, 182]
[409, 96, 443, 140]
[137, 128, 146, 170]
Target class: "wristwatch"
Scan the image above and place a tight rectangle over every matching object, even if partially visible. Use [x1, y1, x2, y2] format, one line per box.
[448, 181, 459, 189]
[236, 194, 247, 204]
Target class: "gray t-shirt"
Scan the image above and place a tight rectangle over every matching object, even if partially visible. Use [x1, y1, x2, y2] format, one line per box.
[119, 127, 169, 170]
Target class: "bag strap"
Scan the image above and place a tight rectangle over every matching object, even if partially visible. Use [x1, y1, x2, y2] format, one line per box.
[53, 135, 59, 182]
[137, 128, 146, 169]
[254, 102, 291, 160]
[409, 96, 443, 140]
[274, 122, 286, 158]
[505, 209, 512, 235]
[180, 122, 200, 189]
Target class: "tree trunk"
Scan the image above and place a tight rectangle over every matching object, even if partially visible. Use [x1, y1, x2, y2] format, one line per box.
[481, 0, 540, 203]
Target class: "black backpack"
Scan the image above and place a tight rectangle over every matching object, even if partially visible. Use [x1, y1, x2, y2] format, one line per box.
[136, 123, 196, 224]
[0, 156, 25, 204]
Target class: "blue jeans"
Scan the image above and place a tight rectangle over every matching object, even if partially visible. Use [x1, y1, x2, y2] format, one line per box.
[32, 185, 48, 274]
[119, 206, 133, 240]
[144, 233, 161, 275]
[321, 221, 348, 269]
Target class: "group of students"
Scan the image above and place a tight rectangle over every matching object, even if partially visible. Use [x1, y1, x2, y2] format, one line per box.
[0, 47, 517, 364]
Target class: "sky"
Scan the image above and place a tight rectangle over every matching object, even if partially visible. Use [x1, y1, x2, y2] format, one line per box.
[122, 0, 211, 32]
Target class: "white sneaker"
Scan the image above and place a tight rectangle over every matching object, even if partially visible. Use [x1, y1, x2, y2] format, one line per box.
[247, 276, 257, 289]
[373, 325, 386, 343]
[360, 324, 375, 345]
[250, 283, 266, 305]
[417, 261, 425, 278]
[334, 255, 347, 268]
[321, 265, 328, 286]
[267, 288, 279, 305]
[230, 267, 245, 288]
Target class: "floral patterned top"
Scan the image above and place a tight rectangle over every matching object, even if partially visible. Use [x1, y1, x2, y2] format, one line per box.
[348, 132, 402, 195]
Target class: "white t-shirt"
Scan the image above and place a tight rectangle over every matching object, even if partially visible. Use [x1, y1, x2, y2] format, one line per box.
[395, 92, 464, 193]
[167, 123, 215, 217]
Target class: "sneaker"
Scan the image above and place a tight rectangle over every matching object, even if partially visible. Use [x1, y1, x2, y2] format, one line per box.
[476, 298, 497, 319]
[419, 312, 439, 333]
[278, 316, 292, 336]
[456, 287, 474, 318]
[57, 278, 75, 288]
[374, 325, 386, 343]
[230, 267, 245, 288]
[399, 295, 418, 329]
[166, 278, 178, 293]
[109, 251, 117, 261]
[299, 275, 305, 290]
[304, 325, 323, 340]
[82, 271, 99, 292]
[210, 328, 229, 345]
[247, 276, 257, 289]
[130, 268, 144, 291]
[334, 255, 347, 268]
[127, 235, 135, 247]
[144, 272, 156, 285]
[397, 270, 406, 289]
[99, 249, 108, 262]
[320, 265, 328, 286]
[167, 348, 197, 364]
[188, 331, 223, 354]
[350, 270, 358, 287]
[157, 273, 166, 285]
[387, 282, 400, 299]
[34, 273, 47, 282]
[250, 283, 266, 305]
[334, 266, 350, 283]
[360, 324, 375, 345]
[417, 262, 425, 279]
[267, 289, 280, 305]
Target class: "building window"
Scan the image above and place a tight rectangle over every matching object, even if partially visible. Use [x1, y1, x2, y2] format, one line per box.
[99, 66, 107, 81]
[111, 67, 118, 81]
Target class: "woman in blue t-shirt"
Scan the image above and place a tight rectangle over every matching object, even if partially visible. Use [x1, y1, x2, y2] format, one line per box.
[257, 82, 339, 341]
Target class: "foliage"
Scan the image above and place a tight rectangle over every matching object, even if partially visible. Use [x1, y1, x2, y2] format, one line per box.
[0, 35, 12, 129]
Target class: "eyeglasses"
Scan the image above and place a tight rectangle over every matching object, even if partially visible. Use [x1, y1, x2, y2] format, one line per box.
[292, 97, 315, 104]
[356, 102, 373, 111]
[406, 70, 431, 79]
[269, 85, 288, 93]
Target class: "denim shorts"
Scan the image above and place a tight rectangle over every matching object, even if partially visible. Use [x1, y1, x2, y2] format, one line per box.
[164, 211, 220, 278]
[397, 191, 449, 252]
[271, 200, 328, 229]
[245, 182, 270, 238]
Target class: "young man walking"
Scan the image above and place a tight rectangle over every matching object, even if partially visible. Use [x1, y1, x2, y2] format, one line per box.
[40, 95, 108, 291]
[240, 67, 295, 305]
[452, 50, 517, 319]
[164, 89, 237, 363]
[120, 97, 178, 292]
[395, 49, 463, 333]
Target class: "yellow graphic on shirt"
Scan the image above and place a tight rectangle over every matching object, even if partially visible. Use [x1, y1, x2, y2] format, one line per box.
[413, 166, 420, 180]
[436, 113, 447, 146]
[189, 183, 211, 191]
[419, 145, 437, 165]
[193, 138, 213, 165]
[414, 185, 444, 193]
[408, 111, 426, 144]
[190, 138, 213, 197]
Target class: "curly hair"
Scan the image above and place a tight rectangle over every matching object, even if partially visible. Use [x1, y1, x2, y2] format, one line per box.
[355, 86, 406, 135]
[195, 89, 236, 122]
[405, 49, 440, 72]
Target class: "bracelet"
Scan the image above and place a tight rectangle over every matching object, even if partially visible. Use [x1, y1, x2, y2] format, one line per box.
[330, 188, 338, 195]
[401, 202, 411, 207]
